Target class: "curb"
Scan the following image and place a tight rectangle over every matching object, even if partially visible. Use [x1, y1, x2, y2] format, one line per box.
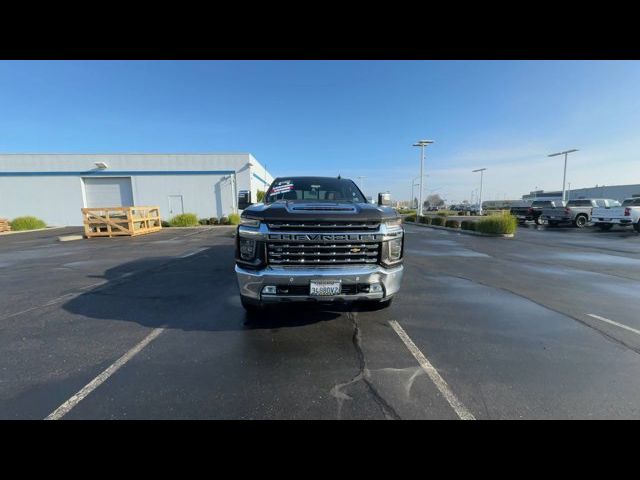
[404, 221, 515, 238]
[0, 226, 69, 236]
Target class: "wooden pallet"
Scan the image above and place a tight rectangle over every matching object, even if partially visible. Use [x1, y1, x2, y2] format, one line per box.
[82, 206, 162, 238]
[0, 218, 11, 232]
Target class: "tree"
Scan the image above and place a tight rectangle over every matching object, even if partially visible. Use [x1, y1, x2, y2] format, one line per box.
[426, 193, 444, 208]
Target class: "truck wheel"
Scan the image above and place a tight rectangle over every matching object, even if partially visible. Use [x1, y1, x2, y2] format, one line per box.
[535, 216, 546, 226]
[574, 215, 588, 228]
[241, 296, 263, 315]
[376, 298, 393, 309]
[598, 223, 613, 231]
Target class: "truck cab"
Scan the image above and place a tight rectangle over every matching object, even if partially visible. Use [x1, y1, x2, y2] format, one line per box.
[234, 176, 404, 313]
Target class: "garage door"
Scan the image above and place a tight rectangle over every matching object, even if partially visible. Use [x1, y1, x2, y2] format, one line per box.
[84, 177, 134, 208]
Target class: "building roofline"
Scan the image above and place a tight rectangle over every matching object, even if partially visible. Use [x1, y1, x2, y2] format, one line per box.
[0, 152, 253, 156]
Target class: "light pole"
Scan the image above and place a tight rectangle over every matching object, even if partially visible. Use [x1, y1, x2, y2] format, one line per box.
[548, 149, 578, 203]
[472, 168, 487, 215]
[411, 176, 420, 209]
[413, 140, 434, 216]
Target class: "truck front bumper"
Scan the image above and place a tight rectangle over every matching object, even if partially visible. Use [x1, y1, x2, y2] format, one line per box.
[235, 263, 404, 304]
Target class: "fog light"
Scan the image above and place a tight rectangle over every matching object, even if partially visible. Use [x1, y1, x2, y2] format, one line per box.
[262, 285, 277, 294]
[370, 283, 383, 293]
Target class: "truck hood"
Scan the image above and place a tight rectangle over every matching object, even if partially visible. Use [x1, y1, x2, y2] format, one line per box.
[242, 201, 398, 223]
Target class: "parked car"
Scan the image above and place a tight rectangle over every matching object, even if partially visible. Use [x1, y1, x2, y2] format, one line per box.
[592, 197, 640, 232]
[511, 199, 561, 225]
[541, 198, 620, 228]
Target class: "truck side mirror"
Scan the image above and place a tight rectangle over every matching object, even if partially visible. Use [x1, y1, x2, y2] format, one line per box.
[378, 192, 391, 206]
[238, 190, 252, 210]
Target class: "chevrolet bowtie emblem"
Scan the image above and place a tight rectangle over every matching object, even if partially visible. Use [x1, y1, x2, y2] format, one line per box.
[350, 248, 361, 253]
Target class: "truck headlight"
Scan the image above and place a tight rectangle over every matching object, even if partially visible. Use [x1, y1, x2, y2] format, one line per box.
[239, 238, 257, 260]
[381, 237, 403, 265]
[384, 218, 402, 228]
[240, 217, 260, 227]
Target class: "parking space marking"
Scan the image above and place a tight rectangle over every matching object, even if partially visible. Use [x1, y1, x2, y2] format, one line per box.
[0, 281, 107, 321]
[389, 320, 475, 420]
[179, 247, 209, 258]
[45, 327, 165, 420]
[587, 314, 640, 336]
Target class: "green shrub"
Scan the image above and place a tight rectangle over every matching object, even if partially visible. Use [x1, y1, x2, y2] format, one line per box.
[461, 220, 476, 231]
[199, 218, 210, 225]
[10, 216, 46, 231]
[169, 213, 199, 227]
[445, 219, 461, 229]
[422, 216, 432, 225]
[219, 216, 230, 225]
[161, 220, 171, 227]
[404, 214, 416, 222]
[431, 216, 445, 226]
[437, 211, 448, 217]
[228, 213, 241, 225]
[209, 217, 219, 225]
[475, 215, 517, 235]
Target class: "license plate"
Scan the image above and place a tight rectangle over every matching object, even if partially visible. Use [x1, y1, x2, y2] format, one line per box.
[310, 280, 341, 296]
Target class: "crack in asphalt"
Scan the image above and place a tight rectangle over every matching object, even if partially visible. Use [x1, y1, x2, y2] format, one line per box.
[330, 311, 401, 420]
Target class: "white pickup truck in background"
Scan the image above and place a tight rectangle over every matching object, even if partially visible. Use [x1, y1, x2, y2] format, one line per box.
[592, 197, 640, 232]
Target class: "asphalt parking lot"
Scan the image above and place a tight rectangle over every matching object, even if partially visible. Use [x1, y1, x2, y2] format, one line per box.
[2, 223, 640, 419]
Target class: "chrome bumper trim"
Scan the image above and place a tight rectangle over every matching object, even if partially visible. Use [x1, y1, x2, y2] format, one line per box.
[235, 263, 404, 302]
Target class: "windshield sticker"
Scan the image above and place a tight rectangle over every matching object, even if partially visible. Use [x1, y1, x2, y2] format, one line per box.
[271, 181, 294, 195]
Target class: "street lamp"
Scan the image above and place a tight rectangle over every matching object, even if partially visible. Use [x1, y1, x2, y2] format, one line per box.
[548, 149, 578, 203]
[413, 140, 434, 216]
[472, 168, 487, 215]
[411, 176, 420, 209]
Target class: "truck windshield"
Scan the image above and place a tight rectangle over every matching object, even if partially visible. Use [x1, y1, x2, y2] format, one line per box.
[265, 177, 366, 203]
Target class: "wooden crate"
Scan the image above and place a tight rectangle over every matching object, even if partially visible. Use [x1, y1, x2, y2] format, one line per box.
[82, 206, 162, 238]
[0, 218, 11, 232]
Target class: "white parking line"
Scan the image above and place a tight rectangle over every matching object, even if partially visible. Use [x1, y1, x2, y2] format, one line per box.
[179, 247, 209, 258]
[45, 327, 165, 420]
[388, 320, 475, 420]
[586, 314, 640, 336]
[0, 281, 107, 321]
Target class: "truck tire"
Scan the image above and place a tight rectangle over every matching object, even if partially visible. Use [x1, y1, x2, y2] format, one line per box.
[535, 216, 546, 226]
[375, 298, 393, 309]
[598, 223, 613, 231]
[241, 296, 263, 316]
[574, 214, 588, 228]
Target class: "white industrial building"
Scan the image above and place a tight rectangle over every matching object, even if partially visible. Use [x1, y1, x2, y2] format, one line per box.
[0, 153, 274, 226]
[522, 184, 640, 202]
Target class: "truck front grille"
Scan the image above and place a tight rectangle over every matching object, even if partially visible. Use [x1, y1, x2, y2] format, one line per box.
[267, 243, 380, 265]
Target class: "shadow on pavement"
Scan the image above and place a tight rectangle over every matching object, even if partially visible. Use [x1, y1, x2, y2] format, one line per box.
[63, 244, 352, 332]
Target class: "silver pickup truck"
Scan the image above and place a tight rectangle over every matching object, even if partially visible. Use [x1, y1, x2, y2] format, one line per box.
[541, 198, 621, 228]
[234, 176, 404, 314]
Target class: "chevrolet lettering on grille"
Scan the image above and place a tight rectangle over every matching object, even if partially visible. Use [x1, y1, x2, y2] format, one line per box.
[267, 233, 381, 242]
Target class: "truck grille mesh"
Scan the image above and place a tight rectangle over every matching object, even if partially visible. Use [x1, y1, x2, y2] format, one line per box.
[267, 243, 380, 265]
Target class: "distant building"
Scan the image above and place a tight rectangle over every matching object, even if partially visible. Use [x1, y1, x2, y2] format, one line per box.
[523, 184, 640, 202]
[0, 153, 273, 226]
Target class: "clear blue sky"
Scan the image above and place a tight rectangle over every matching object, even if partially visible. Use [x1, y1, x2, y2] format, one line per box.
[2, 60, 640, 203]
